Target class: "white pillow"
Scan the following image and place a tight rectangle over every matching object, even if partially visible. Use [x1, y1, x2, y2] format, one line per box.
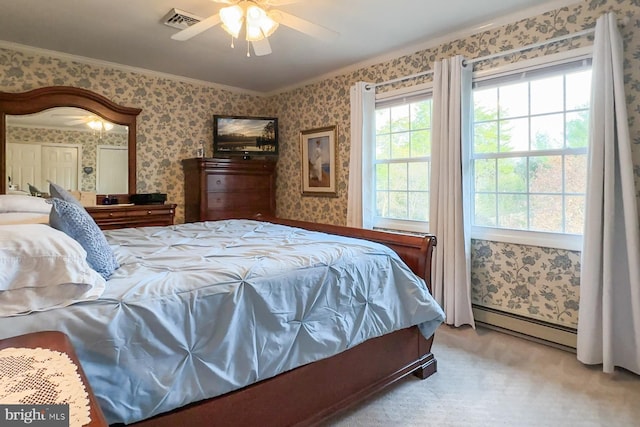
[0, 224, 106, 317]
[0, 194, 52, 214]
[0, 212, 50, 225]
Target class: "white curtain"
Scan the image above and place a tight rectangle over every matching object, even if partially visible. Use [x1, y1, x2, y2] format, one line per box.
[347, 82, 375, 228]
[429, 55, 475, 327]
[577, 13, 640, 375]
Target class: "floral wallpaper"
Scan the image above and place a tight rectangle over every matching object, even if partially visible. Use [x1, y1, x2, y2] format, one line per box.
[1, 0, 639, 330]
[7, 126, 127, 192]
[471, 240, 581, 328]
[0, 52, 270, 221]
[268, 0, 639, 330]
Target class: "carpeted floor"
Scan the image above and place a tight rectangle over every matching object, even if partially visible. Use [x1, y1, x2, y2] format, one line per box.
[324, 325, 640, 427]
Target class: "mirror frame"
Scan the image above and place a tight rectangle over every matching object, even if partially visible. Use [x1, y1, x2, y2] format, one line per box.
[0, 86, 141, 197]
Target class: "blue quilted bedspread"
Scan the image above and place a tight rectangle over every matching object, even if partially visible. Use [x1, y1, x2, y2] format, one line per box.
[0, 220, 445, 424]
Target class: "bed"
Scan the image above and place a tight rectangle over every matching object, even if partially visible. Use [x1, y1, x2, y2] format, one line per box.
[0, 195, 445, 426]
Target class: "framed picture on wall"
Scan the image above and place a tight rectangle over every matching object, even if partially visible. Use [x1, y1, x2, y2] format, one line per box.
[300, 125, 338, 197]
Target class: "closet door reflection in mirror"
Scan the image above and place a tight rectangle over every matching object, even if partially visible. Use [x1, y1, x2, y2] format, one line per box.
[6, 107, 128, 195]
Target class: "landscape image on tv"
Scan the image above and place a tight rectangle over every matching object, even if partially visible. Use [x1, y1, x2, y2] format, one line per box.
[214, 116, 278, 154]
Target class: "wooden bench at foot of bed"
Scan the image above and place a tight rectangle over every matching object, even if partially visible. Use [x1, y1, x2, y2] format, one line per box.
[129, 217, 438, 427]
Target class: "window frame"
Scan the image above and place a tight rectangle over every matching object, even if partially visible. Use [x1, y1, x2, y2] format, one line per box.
[470, 48, 593, 251]
[368, 82, 433, 233]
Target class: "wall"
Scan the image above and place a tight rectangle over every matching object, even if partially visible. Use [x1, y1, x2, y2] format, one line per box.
[0, 50, 271, 221]
[268, 0, 640, 330]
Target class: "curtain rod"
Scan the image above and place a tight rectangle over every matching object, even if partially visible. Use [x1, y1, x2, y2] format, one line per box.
[368, 26, 596, 91]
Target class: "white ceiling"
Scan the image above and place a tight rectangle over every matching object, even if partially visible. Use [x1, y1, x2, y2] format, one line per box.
[0, 0, 575, 94]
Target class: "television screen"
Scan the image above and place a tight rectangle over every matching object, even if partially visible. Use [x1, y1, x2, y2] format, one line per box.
[213, 115, 278, 157]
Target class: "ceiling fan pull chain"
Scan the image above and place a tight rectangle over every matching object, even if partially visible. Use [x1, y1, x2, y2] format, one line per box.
[246, 40, 251, 57]
[230, 35, 235, 49]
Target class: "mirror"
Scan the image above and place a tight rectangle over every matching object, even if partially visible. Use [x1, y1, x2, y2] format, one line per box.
[6, 107, 130, 195]
[0, 86, 141, 200]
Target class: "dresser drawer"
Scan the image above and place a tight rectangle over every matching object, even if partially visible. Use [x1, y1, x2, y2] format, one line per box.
[206, 174, 271, 192]
[89, 209, 128, 220]
[206, 192, 272, 212]
[86, 204, 176, 230]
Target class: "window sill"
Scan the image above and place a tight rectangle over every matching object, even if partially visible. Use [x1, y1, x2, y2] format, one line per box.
[471, 226, 582, 251]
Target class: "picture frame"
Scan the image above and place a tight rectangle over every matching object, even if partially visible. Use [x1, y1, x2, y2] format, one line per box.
[300, 125, 338, 197]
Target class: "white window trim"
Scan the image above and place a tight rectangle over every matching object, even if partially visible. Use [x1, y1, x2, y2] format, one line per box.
[376, 81, 433, 102]
[471, 226, 583, 251]
[472, 46, 593, 81]
[375, 217, 430, 234]
[367, 83, 434, 233]
[470, 48, 592, 251]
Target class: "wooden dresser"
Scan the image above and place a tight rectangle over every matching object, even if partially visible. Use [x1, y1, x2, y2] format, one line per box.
[86, 203, 176, 230]
[182, 157, 276, 222]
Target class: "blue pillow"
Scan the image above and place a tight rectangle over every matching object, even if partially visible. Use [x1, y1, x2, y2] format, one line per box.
[48, 181, 83, 206]
[47, 198, 119, 279]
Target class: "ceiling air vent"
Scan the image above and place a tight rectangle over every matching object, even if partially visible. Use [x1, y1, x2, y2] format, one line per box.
[162, 8, 202, 30]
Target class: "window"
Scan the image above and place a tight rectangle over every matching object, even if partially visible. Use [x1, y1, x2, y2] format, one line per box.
[372, 91, 432, 232]
[471, 58, 591, 249]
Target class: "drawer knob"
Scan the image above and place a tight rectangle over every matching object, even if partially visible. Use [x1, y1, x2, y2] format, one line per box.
[216, 180, 222, 185]
[147, 210, 152, 214]
[109, 213, 114, 217]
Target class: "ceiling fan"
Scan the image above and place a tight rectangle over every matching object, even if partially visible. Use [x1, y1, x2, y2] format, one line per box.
[50, 112, 105, 127]
[170, 0, 338, 57]
[50, 111, 114, 131]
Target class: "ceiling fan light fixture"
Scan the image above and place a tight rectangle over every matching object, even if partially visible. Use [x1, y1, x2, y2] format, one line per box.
[87, 119, 114, 132]
[220, 4, 243, 38]
[260, 13, 279, 38]
[219, 1, 279, 44]
[246, 22, 264, 42]
[245, 4, 265, 24]
[245, 4, 278, 39]
[87, 120, 102, 131]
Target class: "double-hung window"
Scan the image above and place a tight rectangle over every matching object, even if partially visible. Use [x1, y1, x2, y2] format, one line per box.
[372, 87, 433, 233]
[471, 54, 592, 250]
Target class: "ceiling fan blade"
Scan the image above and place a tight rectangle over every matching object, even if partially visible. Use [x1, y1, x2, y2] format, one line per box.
[171, 13, 222, 41]
[270, 10, 339, 41]
[251, 38, 272, 56]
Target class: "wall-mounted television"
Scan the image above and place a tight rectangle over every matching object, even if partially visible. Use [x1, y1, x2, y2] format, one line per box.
[213, 115, 278, 158]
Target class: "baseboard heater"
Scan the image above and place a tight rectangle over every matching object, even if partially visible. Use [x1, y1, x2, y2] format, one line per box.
[472, 305, 577, 352]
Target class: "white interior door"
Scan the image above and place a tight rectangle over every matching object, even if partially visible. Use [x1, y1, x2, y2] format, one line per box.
[41, 144, 80, 191]
[7, 142, 42, 193]
[97, 146, 128, 194]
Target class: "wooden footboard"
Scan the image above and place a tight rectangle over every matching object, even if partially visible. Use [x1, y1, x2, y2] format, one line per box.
[132, 327, 434, 427]
[128, 218, 439, 427]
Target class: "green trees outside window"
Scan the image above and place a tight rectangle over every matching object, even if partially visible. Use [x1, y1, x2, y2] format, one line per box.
[374, 98, 432, 223]
[472, 69, 591, 234]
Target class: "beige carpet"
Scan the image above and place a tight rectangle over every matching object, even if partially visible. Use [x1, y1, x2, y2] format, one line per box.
[324, 325, 640, 427]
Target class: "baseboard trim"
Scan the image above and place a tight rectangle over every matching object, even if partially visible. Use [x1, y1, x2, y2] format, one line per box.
[472, 306, 577, 352]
